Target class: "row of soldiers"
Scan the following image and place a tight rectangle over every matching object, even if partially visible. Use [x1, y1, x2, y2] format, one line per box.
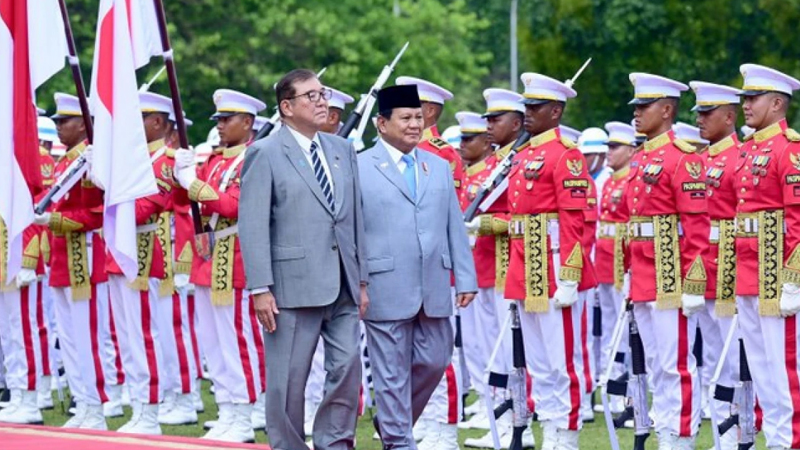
[1, 60, 799, 450]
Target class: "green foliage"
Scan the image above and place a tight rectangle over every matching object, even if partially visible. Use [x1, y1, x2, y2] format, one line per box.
[36, 0, 800, 143]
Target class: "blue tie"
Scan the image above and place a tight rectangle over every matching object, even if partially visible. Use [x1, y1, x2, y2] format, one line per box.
[310, 141, 334, 210]
[401, 153, 416, 199]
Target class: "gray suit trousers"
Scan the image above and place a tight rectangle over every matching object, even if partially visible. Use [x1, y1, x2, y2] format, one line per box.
[263, 284, 361, 450]
[365, 310, 454, 449]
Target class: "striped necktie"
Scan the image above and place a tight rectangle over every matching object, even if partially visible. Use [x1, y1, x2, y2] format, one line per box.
[310, 141, 334, 210]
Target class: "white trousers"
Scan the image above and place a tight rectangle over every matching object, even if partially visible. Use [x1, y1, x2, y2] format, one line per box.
[460, 287, 502, 396]
[156, 288, 201, 395]
[520, 297, 584, 430]
[580, 290, 596, 394]
[109, 275, 164, 404]
[695, 301, 737, 422]
[738, 295, 800, 448]
[418, 288, 463, 424]
[52, 284, 111, 405]
[633, 302, 699, 437]
[195, 286, 261, 404]
[305, 338, 325, 405]
[0, 285, 42, 391]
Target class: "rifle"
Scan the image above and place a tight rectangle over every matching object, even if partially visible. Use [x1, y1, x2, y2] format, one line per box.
[454, 308, 470, 421]
[592, 290, 602, 405]
[628, 303, 651, 450]
[599, 297, 631, 450]
[711, 315, 754, 450]
[35, 0, 94, 214]
[254, 67, 328, 141]
[491, 303, 531, 450]
[462, 58, 592, 222]
[338, 42, 409, 140]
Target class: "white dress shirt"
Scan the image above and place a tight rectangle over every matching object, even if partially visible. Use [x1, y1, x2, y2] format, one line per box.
[381, 139, 418, 185]
[287, 125, 334, 190]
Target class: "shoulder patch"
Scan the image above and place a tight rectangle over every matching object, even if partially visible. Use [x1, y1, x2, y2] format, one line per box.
[560, 136, 576, 149]
[429, 137, 449, 149]
[786, 128, 800, 142]
[674, 138, 696, 153]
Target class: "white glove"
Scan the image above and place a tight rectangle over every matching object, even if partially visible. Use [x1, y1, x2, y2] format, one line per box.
[15, 268, 37, 288]
[34, 213, 51, 226]
[176, 165, 198, 190]
[621, 272, 631, 299]
[780, 283, 800, 317]
[84, 147, 105, 190]
[553, 280, 579, 309]
[464, 217, 481, 233]
[681, 294, 705, 317]
[174, 273, 190, 289]
[174, 148, 195, 170]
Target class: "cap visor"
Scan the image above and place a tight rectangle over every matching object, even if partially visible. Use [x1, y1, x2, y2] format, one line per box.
[210, 111, 237, 120]
[482, 110, 507, 118]
[628, 97, 660, 106]
[740, 90, 770, 97]
[692, 104, 720, 112]
[50, 113, 80, 120]
[460, 132, 483, 139]
[521, 98, 551, 106]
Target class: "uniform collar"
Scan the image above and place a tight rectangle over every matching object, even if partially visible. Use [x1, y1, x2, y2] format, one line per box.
[753, 119, 787, 143]
[707, 134, 737, 157]
[643, 130, 674, 153]
[495, 140, 515, 160]
[64, 141, 88, 161]
[612, 166, 630, 180]
[466, 158, 488, 177]
[421, 125, 440, 142]
[529, 127, 559, 148]
[148, 139, 166, 154]
[222, 144, 246, 159]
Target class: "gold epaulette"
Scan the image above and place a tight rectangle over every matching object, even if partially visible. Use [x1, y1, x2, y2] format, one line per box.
[561, 136, 577, 149]
[786, 128, 800, 142]
[674, 138, 696, 153]
[743, 133, 754, 142]
[428, 137, 449, 149]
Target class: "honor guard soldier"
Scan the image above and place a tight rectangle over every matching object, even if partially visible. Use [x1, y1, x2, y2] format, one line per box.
[673, 122, 710, 152]
[320, 87, 354, 134]
[689, 80, 743, 449]
[174, 89, 266, 443]
[504, 72, 590, 449]
[735, 63, 800, 450]
[34, 93, 114, 430]
[396, 76, 465, 193]
[576, 128, 605, 423]
[626, 73, 710, 449]
[462, 89, 538, 450]
[594, 121, 637, 414]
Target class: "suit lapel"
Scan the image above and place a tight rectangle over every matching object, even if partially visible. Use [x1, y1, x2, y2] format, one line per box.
[281, 127, 332, 214]
[373, 142, 414, 203]
[415, 148, 431, 203]
[320, 135, 345, 216]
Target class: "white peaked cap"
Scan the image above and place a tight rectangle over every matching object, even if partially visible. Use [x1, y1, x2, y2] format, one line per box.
[395, 76, 453, 104]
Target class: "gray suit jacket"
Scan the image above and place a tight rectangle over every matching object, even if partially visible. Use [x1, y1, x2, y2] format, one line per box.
[358, 141, 477, 321]
[239, 126, 368, 308]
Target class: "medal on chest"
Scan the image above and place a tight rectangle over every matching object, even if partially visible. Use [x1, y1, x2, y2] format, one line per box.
[706, 167, 723, 188]
[642, 164, 662, 184]
[751, 155, 770, 182]
[467, 183, 480, 201]
[523, 158, 545, 183]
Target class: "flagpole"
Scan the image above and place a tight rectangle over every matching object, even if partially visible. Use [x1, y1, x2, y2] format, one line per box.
[57, 0, 93, 143]
[151, 0, 205, 235]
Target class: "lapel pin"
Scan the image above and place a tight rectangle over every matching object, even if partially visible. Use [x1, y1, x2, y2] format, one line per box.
[380, 162, 389, 169]
[422, 162, 429, 174]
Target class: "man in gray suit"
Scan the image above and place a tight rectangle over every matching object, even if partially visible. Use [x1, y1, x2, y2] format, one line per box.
[359, 85, 478, 449]
[238, 69, 369, 450]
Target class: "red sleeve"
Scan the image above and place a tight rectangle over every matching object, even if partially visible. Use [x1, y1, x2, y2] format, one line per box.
[554, 149, 589, 281]
[133, 158, 175, 223]
[780, 142, 800, 282]
[671, 152, 710, 288]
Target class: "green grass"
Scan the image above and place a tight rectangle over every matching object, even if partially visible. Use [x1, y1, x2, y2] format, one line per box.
[39, 383, 765, 449]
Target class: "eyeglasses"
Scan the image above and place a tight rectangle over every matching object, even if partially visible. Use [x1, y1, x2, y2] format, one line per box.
[288, 88, 332, 103]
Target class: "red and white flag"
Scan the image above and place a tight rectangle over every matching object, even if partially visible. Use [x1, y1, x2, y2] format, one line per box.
[90, 0, 160, 280]
[0, 0, 66, 285]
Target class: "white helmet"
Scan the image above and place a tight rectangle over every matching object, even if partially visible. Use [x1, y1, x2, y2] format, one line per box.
[206, 127, 220, 147]
[38, 116, 58, 143]
[441, 125, 462, 149]
[578, 127, 609, 155]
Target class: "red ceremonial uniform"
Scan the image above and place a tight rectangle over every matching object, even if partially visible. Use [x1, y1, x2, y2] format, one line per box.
[419, 125, 465, 193]
[735, 120, 800, 298]
[595, 167, 631, 287]
[625, 130, 710, 304]
[505, 127, 590, 307]
[188, 144, 247, 296]
[701, 134, 740, 306]
[47, 142, 107, 295]
[579, 178, 598, 291]
[459, 143, 514, 289]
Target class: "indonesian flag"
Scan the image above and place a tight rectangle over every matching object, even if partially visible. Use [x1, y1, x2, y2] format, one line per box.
[0, 0, 66, 285]
[89, 0, 160, 280]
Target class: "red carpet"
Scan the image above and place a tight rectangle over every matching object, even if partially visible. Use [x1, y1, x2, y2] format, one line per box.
[0, 424, 271, 450]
